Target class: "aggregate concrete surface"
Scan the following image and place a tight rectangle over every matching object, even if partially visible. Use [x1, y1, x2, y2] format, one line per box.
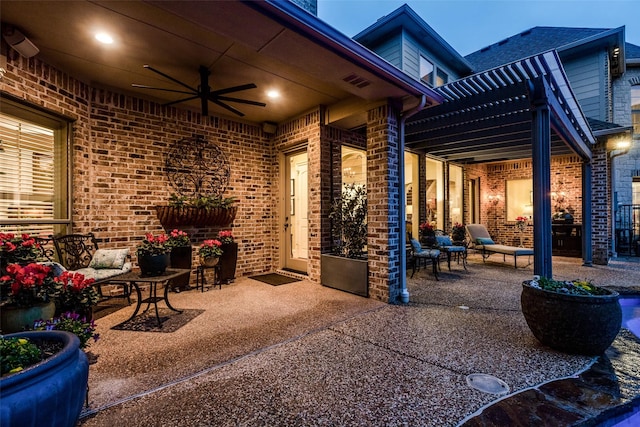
[78, 254, 640, 426]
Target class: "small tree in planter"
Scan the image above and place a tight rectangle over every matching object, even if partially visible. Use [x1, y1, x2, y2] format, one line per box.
[322, 184, 368, 297]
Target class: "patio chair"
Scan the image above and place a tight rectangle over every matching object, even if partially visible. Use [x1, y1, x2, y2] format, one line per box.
[434, 230, 467, 271]
[465, 224, 533, 268]
[409, 237, 440, 280]
[52, 233, 132, 302]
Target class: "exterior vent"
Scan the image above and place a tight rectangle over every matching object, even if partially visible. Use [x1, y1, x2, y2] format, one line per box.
[343, 74, 371, 89]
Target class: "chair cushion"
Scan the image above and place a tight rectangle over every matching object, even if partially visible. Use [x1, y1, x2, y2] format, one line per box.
[476, 237, 495, 245]
[88, 248, 130, 269]
[75, 262, 132, 282]
[443, 246, 465, 252]
[410, 238, 423, 253]
[436, 235, 453, 246]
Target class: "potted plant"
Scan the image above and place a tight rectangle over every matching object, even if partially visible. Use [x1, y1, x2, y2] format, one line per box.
[1, 330, 89, 427]
[54, 271, 100, 319]
[198, 239, 224, 267]
[166, 229, 192, 291]
[0, 263, 59, 333]
[419, 221, 436, 247]
[521, 277, 622, 355]
[321, 184, 368, 297]
[0, 233, 43, 272]
[155, 194, 238, 228]
[217, 230, 238, 284]
[136, 233, 171, 277]
[33, 311, 99, 351]
[451, 222, 466, 244]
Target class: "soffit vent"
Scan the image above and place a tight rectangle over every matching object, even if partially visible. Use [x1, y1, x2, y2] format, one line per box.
[343, 73, 372, 89]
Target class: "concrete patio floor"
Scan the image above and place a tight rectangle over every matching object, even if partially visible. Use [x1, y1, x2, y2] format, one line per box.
[78, 253, 640, 426]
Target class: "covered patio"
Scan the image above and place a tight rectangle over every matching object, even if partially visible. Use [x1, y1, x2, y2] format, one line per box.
[404, 50, 605, 280]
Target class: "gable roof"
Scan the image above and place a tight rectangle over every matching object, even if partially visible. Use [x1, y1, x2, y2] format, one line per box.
[353, 4, 473, 76]
[466, 26, 625, 73]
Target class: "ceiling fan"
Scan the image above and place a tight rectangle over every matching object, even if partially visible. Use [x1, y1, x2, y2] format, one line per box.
[132, 65, 266, 117]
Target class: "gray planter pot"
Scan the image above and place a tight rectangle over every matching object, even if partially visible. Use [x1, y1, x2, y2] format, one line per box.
[521, 281, 622, 355]
[321, 253, 368, 297]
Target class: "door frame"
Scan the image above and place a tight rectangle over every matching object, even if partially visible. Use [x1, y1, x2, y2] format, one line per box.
[279, 145, 308, 274]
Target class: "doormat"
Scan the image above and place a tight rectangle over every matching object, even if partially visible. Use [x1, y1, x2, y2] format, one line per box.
[249, 273, 301, 286]
[111, 309, 204, 333]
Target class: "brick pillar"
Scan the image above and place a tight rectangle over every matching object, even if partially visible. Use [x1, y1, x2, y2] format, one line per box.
[366, 102, 401, 302]
[591, 140, 610, 265]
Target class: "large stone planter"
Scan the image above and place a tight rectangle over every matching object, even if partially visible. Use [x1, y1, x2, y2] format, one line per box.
[321, 253, 368, 297]
[0, 331, 89, 427]
[521, 281, 622, 355]
[0, 301, 56, 334]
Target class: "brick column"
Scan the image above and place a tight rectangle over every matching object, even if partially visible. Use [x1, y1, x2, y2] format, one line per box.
[366, 102, 401, 302]
[591, 140, 610, 265]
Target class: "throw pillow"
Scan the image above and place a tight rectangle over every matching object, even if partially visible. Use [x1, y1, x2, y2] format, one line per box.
[88, 248, 130, 270]
[476, 237, 495, 245]
[410, 238, 423, 253]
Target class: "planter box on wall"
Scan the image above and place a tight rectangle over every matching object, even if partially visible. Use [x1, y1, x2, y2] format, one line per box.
[321, 253, 368, 297]
[155, 206, 237, 228]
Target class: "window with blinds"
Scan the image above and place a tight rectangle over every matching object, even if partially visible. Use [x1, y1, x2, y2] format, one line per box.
[0, 109, 68, 237]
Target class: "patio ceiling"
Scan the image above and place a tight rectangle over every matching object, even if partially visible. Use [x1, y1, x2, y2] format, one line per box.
[0, 1, 440, 128]
[406, 51, 595, 164]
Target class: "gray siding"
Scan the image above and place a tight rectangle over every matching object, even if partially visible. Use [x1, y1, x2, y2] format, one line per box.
[402, 31, 463, 83]
[563, 51, 607, 120]
[368, 34, 403, 70]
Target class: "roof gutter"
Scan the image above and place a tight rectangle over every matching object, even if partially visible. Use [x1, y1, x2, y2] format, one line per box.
[399, 95, 427, 303]
[244, 0, 444, 108]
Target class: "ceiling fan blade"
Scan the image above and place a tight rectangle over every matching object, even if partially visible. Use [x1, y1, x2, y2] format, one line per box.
[162, 95, 200, 107]
[210, 83, 257, 96]
[211, 99, 245, 117]
[131, 84, 195, 96]
[143, 65, 198, 93]
[215, 95, 266, 107]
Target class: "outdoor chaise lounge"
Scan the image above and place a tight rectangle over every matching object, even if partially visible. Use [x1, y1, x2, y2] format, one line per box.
[466, 224, 533, 268]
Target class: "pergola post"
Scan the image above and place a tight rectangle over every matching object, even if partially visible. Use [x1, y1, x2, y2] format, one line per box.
[582, 161, 593, 266]
[529, 77, 553, 278]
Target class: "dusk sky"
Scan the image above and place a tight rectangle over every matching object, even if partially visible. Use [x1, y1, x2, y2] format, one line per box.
[317, 0, 640, 56]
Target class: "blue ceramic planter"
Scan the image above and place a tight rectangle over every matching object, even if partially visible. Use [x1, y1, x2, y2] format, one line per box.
[0, 331, 89, 427]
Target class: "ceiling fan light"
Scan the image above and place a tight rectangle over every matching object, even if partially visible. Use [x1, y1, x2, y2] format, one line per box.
[267, 90, 280, 99]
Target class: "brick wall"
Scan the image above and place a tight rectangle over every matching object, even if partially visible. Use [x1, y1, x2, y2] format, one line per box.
[1, 52, 276, 279]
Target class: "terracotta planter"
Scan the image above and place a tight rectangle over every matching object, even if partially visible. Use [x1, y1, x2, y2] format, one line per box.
[1, 331, 89, 427]
[521, 281, 622, 355]
[137, 252, 170, 277]
[219, 242, 238, 284]
[169, 246, 193, 291]
[0, 301, 56, 334]
[155, 206, 237, 228]
[199, 256, 220, 268]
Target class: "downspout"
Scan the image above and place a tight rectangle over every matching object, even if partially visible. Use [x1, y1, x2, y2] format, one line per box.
[399, 95, 427, 304]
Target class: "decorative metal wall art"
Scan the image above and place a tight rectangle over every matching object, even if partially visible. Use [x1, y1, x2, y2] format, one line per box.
[165, 135, 230, 198]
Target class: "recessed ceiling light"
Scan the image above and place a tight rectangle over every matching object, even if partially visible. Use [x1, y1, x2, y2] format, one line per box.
[267, 90, 280, 99]
[95, 32, 113, 44]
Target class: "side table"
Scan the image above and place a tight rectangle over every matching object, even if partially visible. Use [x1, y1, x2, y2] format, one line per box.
[114, 269, 189, 327]
[195, 264, 221, 292]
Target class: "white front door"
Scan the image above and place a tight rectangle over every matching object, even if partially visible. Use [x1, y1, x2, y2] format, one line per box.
[284, 151, 308, 273]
